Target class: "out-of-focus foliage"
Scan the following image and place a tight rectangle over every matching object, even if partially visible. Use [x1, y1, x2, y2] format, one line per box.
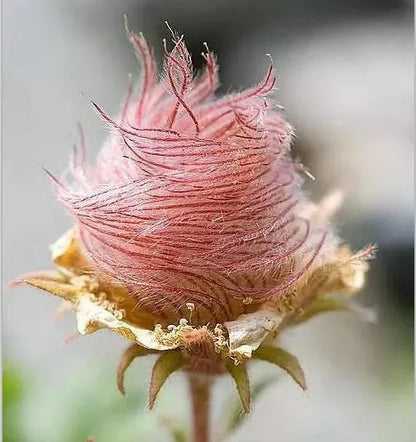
[3, 358, 178, 442]
[3, 362, 29, 442]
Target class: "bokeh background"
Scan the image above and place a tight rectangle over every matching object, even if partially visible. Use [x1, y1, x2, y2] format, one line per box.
[3, 1, 414, 441]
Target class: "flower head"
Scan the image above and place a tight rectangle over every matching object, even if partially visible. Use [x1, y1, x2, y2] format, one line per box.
[15, 26, 373, 412]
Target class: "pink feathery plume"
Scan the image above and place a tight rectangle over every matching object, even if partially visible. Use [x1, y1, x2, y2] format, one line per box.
[55, 28, 335, 321]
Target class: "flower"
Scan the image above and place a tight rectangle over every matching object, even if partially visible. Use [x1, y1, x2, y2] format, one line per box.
[14, 25, 373, 412]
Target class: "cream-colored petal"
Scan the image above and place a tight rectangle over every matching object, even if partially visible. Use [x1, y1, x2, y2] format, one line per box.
[50, 228, 90, 277]
[50, 228, 75, 262]
[297, 190, 343, 223]
[224, 310, 283, 360]
[75, 295, 178, 351]
[340, 259, 367, 293]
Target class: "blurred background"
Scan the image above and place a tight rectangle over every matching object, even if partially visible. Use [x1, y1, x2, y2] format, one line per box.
[3, 0, 414, 441]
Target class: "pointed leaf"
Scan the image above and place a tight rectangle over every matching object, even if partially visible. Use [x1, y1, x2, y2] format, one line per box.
[253, 346, 306, 390]
[293, 297, 376, 325]
[226, 361, 250, 413]
[216, 375, 277, 441]
[117, 344, 156, 395]
[149, 352, 184, 409]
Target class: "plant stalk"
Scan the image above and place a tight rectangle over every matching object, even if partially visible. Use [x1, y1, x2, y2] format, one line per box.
[188, 373, 212, 442]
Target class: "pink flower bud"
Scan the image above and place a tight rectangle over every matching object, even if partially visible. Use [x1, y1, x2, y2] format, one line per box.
[55, 30, 337, 324]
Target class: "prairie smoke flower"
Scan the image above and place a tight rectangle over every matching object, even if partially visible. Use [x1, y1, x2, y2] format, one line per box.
[15, 25, 373, 419]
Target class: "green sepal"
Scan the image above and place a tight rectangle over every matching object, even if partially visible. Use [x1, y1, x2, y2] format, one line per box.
[226, 361, 250, 413]
[253, 345, 306, 390]
[149, 351, 184, 409]
[117, 343, 156, 395]
[12, 271, 77, 302]
[293, 297, 376, 325]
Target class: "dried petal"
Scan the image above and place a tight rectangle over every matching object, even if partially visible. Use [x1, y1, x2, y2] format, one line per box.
[50, 227, 89, 276]
[75, 294, 179, 350]
[224, 310, 282, 360]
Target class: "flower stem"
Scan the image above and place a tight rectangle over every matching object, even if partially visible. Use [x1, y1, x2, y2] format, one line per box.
[188, 373, 212, 442]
